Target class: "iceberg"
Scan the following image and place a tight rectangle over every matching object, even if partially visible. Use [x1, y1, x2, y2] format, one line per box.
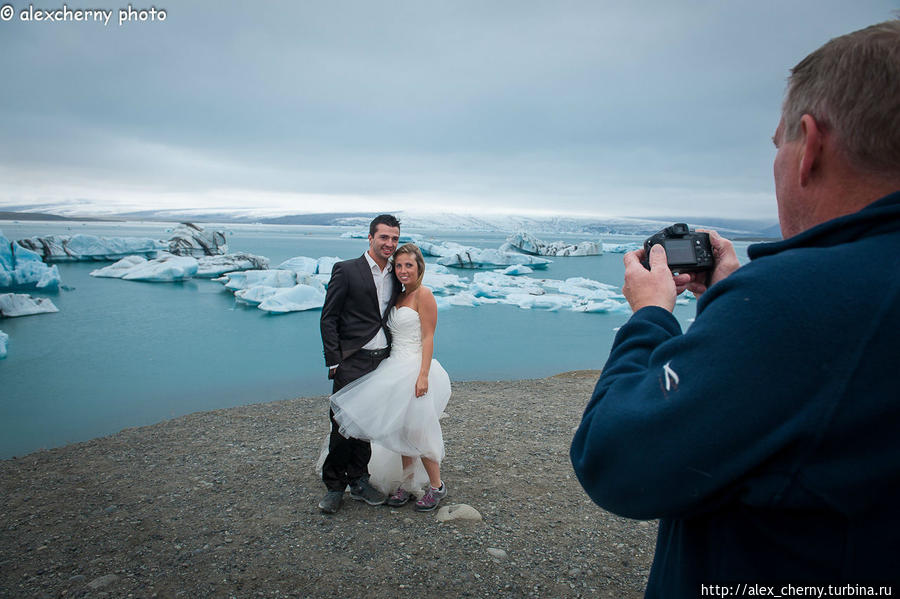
[195, 254, 269, 278]
[602, 242, 641, 254]
[277, 256, 319, 274]
[90, 255, 149, 278]
[500, 264, 533, 276]
[0, 293, 60, 317]
[437, 248, 551, 269]
[448, 292, 495, 307]
[562, 276, 620, 291]
[470, 271, 546, 298]
[90, 253, 199, 282]
[15, 224, 231, 262]
[434, 292, 497, 310]
[91, 252, 269, 282]
[434, 295, 452, 311]
[423, 271, 469, 296]
[276, 256, 342, 276]
[1, 230, 61, 290]
[316, 256, 341, 276]
[417, 240, 468, 257]
[218, 269, 299, 291]
[234, 285, 281, 305]
[218, 267, 326, 313]
[542, 240, 602, 256]
[453, 271, 631, 314]
[576, 298, 632, 314]
[167, 223, 227, 256]
[258, 284, 326, 313]
[122, 254, 198, 282]
[339, 230, 419, 242]
[555, 277, 624, 301]
[231, 275, 324, 305]
[505, 232, 602, 257]
[0, 329, 7, 358]
[505, 292, 575, 311]
[15, 234, 166, 261]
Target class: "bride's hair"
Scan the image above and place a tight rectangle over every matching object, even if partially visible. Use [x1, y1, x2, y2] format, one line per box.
[393, 243, 426, 291]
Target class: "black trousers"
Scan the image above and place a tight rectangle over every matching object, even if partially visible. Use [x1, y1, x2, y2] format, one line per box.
[321, 351, 388, 492]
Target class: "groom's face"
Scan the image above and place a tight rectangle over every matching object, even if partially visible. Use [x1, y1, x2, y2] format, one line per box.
[369, 224, 400, 263]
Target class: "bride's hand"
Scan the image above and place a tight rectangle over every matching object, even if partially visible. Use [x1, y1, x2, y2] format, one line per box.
[415, 374, 429, 397]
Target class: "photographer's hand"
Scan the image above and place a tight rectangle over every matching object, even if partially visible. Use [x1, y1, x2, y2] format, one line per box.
[682, 230, 741, 298]
[623, 244, 686, 312]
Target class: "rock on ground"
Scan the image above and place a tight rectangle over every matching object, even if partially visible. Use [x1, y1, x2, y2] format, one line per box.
[0, 371, 656, 598]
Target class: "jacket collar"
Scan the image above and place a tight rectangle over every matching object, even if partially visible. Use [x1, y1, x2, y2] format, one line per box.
[749, 191, 900, 260]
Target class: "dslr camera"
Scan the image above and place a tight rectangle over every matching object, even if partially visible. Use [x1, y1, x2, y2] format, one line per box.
[641, 223, 714, 273]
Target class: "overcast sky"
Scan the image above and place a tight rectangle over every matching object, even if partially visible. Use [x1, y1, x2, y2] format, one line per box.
[0, 1, 896, 220]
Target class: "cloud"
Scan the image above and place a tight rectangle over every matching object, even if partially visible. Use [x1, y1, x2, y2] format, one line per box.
[0, 0, 896, 220]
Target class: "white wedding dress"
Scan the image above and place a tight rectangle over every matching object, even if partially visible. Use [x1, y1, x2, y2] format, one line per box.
[330, 306, 452, 494]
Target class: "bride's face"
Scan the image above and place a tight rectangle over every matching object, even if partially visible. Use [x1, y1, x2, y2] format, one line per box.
[394, 253, 418, 287]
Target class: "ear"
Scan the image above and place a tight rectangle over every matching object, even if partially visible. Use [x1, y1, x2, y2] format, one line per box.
[798, 114, 824, 187]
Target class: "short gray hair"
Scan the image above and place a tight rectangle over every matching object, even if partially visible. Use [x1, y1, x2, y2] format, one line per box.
[782, 20, 900, 177]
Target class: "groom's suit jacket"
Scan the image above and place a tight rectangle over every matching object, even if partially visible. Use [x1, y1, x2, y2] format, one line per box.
[320, 254, 400, 367]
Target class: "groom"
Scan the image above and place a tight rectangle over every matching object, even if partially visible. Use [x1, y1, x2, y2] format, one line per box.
[318, 214, 401, 514]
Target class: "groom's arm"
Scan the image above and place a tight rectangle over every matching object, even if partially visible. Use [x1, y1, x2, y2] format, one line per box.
[320, 261, 348, 369]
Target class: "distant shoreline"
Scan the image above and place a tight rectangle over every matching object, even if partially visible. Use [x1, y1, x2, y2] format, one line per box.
[0, 211, 122, 223]
[1, 209, 781, 238]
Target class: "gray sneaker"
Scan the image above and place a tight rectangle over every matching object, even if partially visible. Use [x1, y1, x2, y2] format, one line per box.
[318, 490, 343, 514]
[415, 483, 447, 512]
[349, 476, 387, 506]
[385, 488, 412, 507]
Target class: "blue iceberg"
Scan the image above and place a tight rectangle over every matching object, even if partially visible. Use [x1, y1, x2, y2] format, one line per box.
[16, 234, 166, 261]
[1, 230, 61, 290]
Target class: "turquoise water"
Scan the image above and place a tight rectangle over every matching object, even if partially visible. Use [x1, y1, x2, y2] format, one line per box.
[0, 220, 731, 458]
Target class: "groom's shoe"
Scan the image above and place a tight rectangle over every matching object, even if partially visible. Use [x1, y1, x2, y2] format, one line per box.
[349, 476, 387, 506]
[318, 490, 344, 514]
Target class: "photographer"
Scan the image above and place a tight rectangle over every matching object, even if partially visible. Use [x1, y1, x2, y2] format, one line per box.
[570, 21, 900, 596]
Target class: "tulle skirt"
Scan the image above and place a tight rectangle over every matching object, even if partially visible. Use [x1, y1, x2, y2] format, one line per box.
[328, 352, 451, 494]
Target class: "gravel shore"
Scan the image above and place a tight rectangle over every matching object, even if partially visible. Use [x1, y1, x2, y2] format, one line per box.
[0, 371, 657, 598]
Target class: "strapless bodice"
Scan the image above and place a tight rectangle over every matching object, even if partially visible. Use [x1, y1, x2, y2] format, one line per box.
[387, 306, 421, 357]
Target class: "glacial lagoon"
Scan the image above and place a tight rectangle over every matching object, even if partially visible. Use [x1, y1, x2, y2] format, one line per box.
[0, 220, 753, 458]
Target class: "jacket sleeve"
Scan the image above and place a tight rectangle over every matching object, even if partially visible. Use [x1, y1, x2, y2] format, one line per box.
[320, 261, 348, 367]
[570, 269, 842, 520]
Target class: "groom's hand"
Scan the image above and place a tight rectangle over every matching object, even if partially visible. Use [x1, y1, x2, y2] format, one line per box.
[328, 366, 338, 380]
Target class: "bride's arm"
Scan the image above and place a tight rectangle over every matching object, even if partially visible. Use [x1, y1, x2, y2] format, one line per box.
[416, 287, 437, 398]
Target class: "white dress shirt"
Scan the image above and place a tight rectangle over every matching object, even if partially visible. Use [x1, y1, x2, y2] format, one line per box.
[361, 251, 393, 351]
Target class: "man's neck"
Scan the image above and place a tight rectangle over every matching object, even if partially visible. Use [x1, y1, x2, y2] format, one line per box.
[792, 136, 900, 236]
[806, 173, 900, 234]
[367, 249, 388, 271]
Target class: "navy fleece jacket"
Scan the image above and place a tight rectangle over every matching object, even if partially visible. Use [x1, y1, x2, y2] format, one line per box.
[571, 192, 900, 595]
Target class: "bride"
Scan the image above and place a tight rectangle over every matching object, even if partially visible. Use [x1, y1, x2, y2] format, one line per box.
[330, 243, 452, 512]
